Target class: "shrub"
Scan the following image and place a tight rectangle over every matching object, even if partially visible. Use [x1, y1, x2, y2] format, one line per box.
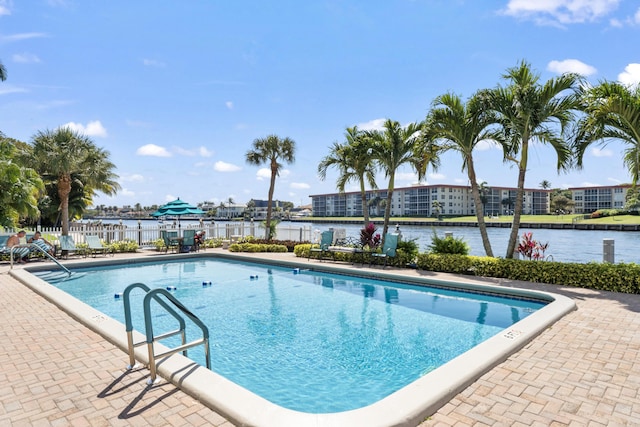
[517, 232, 549, 260]
[229, 243, 288, 253]
[393, 239, 420, 267]
[109, 239, 139, 253]
[294, 244, 312, 258]
[428, 230, 469, 255]
[250, 239, 306, 252]
[359, 222, 381, 249]
[415, 253, 640, 293]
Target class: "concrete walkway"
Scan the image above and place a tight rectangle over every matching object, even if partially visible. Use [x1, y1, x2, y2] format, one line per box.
[2, 252, 640, 426]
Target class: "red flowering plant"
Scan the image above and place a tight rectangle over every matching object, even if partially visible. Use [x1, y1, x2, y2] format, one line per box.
[359, 222, 381, 250]
[517, 232, 549, 260]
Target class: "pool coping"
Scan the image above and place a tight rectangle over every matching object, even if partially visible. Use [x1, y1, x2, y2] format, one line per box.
[11, 252, 576, 427]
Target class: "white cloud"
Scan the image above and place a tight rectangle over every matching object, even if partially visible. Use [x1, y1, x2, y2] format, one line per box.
[580, 181, 600, 187]
[501, 0, 621, 25]
[279, 169, 291, 179]
[607, 177, 623, 184]
[61, 120, 107, 137]
[475, 139, 501, 151]
[256, 168, 271, 180]
[142, 58, 166, 67]
[0, 32, 48, 42]
[609, 17, 623, 27]
[357, 118, 386, 131]
[214, 161, 241, 172]
[0, 2, 10, 16]
[198, 146, 213, 157]
[291, 182, 310, 189]
[0, 84, 28, 95]
[635, 7, 640, 24]
[136, 144, 172, 157]
[120, 188, 135, 197]
[173, 146, 213, 157]
[618, 63, 640, 88]
[591, 147, 613, 157]
[256, 168, 291, 180]
[225, 101, 234, 110]
[547, 59, 597, 76]
[12, 52, 40, 63]
[119, 173, 144, 183]
[396, 172, 418, 182]
[429, 172, 446, 180]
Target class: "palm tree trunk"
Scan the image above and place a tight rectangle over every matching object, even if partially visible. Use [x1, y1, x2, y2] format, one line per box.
[265, 163, 277, 240]
[58, 174, 72, 236]
[360, 179, 369, 226]
[506, 143, 528, 258]
[382, 172, 395, 242]
[468, 162, 494, 257]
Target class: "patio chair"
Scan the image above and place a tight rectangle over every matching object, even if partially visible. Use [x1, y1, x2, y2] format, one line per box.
[182, 229, 198, 252]
[59, 235, 87, 259]
[85, 235, 114, 257]
[309, 230, 334, 261]
[370, 233, 399, 268]
[161, 230, 180, 253]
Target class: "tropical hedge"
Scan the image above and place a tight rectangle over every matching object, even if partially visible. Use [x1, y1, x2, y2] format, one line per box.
[229, 243, 288, 253]
[416, 254, 640, 294]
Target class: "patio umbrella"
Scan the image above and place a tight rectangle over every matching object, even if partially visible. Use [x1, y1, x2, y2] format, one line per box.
[151, 198, 205, 227]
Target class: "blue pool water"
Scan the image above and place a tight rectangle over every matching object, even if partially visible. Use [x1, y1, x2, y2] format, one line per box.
[37, 258, 545, 413]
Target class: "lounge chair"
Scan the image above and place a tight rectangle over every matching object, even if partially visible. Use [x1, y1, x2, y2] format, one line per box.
[370, 233, 399, 268]
[59, 235, 87, 259]
[85, 235, 113, 257]
[309, 230, 334, 261]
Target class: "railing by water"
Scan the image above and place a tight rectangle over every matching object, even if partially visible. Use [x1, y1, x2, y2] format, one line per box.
[4, 222, 313, 247]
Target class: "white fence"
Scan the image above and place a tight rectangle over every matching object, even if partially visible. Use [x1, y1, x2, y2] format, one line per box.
[6, 222, 313, 247]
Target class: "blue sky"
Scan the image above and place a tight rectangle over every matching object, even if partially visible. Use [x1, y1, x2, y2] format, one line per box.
[1, 0, 639, 208]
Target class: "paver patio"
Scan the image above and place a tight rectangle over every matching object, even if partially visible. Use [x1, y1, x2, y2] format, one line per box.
[2, 251, 640, 426]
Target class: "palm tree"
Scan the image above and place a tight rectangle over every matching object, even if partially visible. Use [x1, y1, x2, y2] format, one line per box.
[539, 180, 552, 189]
[574, 81, 640, 184]
[318, 126, 377, 226]
[424, 92, 503, 257]
[0, 135, 43, 227]
[482, 61, 581, 258]
[431, 200, 443, 218]
[0, 60, 6, 81]
[30, 127, 120, 236]
[368, 119, 439, 239]
[245, 134, 296, 240]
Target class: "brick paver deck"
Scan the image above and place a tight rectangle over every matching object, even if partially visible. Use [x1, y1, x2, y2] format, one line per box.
[0, 269, 234, 427]
[3, 253, 640, 426]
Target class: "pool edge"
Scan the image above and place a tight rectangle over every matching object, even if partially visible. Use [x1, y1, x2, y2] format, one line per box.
[11, 253, 576, 427]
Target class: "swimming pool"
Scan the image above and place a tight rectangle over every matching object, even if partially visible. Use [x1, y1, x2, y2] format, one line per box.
[14, 253, 576, 426]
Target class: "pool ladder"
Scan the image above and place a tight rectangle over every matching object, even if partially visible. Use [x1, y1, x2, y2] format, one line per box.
[122, 283, 211, 384]
[10, 243, 71, 275]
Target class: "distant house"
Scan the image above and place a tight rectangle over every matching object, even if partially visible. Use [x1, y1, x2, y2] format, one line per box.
[217, 203, 247, 219]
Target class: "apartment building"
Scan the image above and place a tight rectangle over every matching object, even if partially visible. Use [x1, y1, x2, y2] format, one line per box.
[310, 184, 551, 217]
[570, 185, 631, 214]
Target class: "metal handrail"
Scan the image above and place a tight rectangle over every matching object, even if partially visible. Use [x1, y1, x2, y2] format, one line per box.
[10, 243, 71, 275]
[122, 283, 187, 370]
[143, 288, 210, 384]
[122, 283, 211, 384]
